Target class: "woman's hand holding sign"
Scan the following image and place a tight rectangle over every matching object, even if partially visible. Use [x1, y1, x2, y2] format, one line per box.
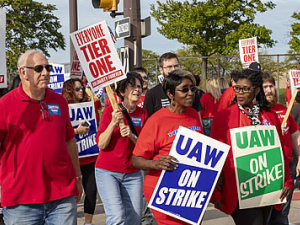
[280, 186, 291, 202]
[153, 155, 179, 171]
[111, 109, 123, 126]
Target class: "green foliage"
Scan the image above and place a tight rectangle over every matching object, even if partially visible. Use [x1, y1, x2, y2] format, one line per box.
[0, 0, 65, 74]
[288, 11, 300, 53]
[151, 0, 275, 57]
[141, 49, 160, 86]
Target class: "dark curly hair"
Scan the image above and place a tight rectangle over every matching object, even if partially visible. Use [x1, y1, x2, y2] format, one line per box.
[62, 78, 90, 103]
[230, 69, 270, 111]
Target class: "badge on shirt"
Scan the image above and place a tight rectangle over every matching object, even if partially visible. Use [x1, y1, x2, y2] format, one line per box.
[131, 117, 142, 127]
[47, 104, 61, 115]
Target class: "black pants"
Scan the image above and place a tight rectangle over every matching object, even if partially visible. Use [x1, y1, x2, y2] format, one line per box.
[231, 204, 272, 225]
[80, 162, 97, 214]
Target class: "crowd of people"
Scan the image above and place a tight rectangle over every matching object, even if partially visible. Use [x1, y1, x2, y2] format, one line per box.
[0, 49, 299, 225]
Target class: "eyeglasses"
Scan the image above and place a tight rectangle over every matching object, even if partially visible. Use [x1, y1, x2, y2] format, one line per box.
[233, 86, 255, 93]
[142, 75, 148, 80]
[75, 86, 84, 92]
[24, 64, 53, 73]
[162, 64, 180, 71]
[175, 86, 197, 93]
[40, 101, 50, 121]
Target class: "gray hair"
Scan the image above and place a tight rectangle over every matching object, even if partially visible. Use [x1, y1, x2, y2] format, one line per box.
[17, 49, 46, 69]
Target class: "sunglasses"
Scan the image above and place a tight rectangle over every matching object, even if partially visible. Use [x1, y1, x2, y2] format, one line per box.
[24, 64, 53, 73]
[175, 86, 197, 93]
[142, 75, 148, 80]
[75, 86, 84, 92]
[40, 101, 50, 121]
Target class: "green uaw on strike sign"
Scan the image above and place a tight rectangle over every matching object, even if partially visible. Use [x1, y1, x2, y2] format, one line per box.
[230, 125, 285, 209]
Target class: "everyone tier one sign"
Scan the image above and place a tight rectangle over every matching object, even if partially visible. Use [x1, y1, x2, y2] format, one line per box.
[70, 20, 126, 93]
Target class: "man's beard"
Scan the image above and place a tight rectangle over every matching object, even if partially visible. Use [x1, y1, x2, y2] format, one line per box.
[266, 95, 277, 106]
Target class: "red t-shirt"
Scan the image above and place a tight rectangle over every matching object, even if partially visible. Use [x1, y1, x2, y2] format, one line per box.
[200, 93, 218, 119]
[216, 86, 235, 112]
[133, 107, 203, 190]
[210, 104, 293, 215]
[136, 95, 145, 108]
[104, 92, 122, 108]
[94, 99, 101, 122]
[271, 103, 299, 136]
[0, 85, 77, 207]
[285, 86, 292, 105]
[133, 107, 203, 225]
[96, 105, 148, 173]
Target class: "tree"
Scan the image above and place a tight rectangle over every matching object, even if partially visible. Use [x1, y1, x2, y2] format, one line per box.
[151, 0, 276, 79]
[289, 11, 300, 53]
[142, 49, 160, 86]
[0, 0, 65, 75]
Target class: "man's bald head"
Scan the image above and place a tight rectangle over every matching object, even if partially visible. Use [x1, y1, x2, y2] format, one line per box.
[17, 50, 47, 69]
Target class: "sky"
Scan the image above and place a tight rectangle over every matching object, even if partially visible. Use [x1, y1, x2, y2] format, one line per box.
[36, 0, 299, 64]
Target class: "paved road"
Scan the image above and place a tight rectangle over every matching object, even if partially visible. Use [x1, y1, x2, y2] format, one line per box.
[77, 199, 300, 225]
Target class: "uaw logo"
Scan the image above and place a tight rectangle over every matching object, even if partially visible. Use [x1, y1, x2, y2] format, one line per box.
[262, 119, 271, 126]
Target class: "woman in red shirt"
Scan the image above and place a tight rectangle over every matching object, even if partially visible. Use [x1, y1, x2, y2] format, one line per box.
[95, 72, 148, 225]
[200, 78, 221, 136]
[210, 69, 293, 225]
[62, 78, 98, 225]
[132, 69, 203, 225]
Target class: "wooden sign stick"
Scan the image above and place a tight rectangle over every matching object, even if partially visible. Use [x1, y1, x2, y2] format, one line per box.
[281, 89, 298, 133]
[105, 85, 125, 127]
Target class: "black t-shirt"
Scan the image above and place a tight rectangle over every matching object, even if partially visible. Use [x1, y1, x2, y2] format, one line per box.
[143, 84, 170, 117]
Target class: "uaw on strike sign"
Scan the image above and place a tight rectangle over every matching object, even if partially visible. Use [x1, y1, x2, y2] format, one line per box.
[70, 21, 126, 93]
[68, 102, 99, 158]
[230, 125, 285, 209]
[149, 126, 230, 225]
[48, 63, 65, 93]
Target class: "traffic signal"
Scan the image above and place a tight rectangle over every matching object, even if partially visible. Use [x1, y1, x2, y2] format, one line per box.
[92, 0, 119, 12]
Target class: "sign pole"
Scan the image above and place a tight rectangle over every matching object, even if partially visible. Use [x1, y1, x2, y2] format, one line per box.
[281, 89, 298, 132]
[123, 0, 142, 70]
[105, 85, 125, 127]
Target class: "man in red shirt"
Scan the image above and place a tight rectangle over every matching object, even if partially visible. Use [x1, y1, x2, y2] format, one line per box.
[0, 50, 82, 225]
[262, 72, 300, 225]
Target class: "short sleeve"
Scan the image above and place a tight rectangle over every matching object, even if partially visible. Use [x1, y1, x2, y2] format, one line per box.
[133, 117, 157, 160]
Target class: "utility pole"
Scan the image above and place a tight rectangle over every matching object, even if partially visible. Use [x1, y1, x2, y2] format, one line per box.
[123, 0, 142, 70]
[69, 0, 78, 63]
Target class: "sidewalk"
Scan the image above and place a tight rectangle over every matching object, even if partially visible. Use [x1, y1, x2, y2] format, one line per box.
[77, 198, 300, 225]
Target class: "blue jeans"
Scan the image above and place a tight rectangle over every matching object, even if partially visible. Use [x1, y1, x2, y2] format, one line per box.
[3, 195, 77, 225]
[95, 168, 142, 225]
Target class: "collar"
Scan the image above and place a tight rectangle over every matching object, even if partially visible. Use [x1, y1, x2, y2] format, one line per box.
[17, 83, 52, 104]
